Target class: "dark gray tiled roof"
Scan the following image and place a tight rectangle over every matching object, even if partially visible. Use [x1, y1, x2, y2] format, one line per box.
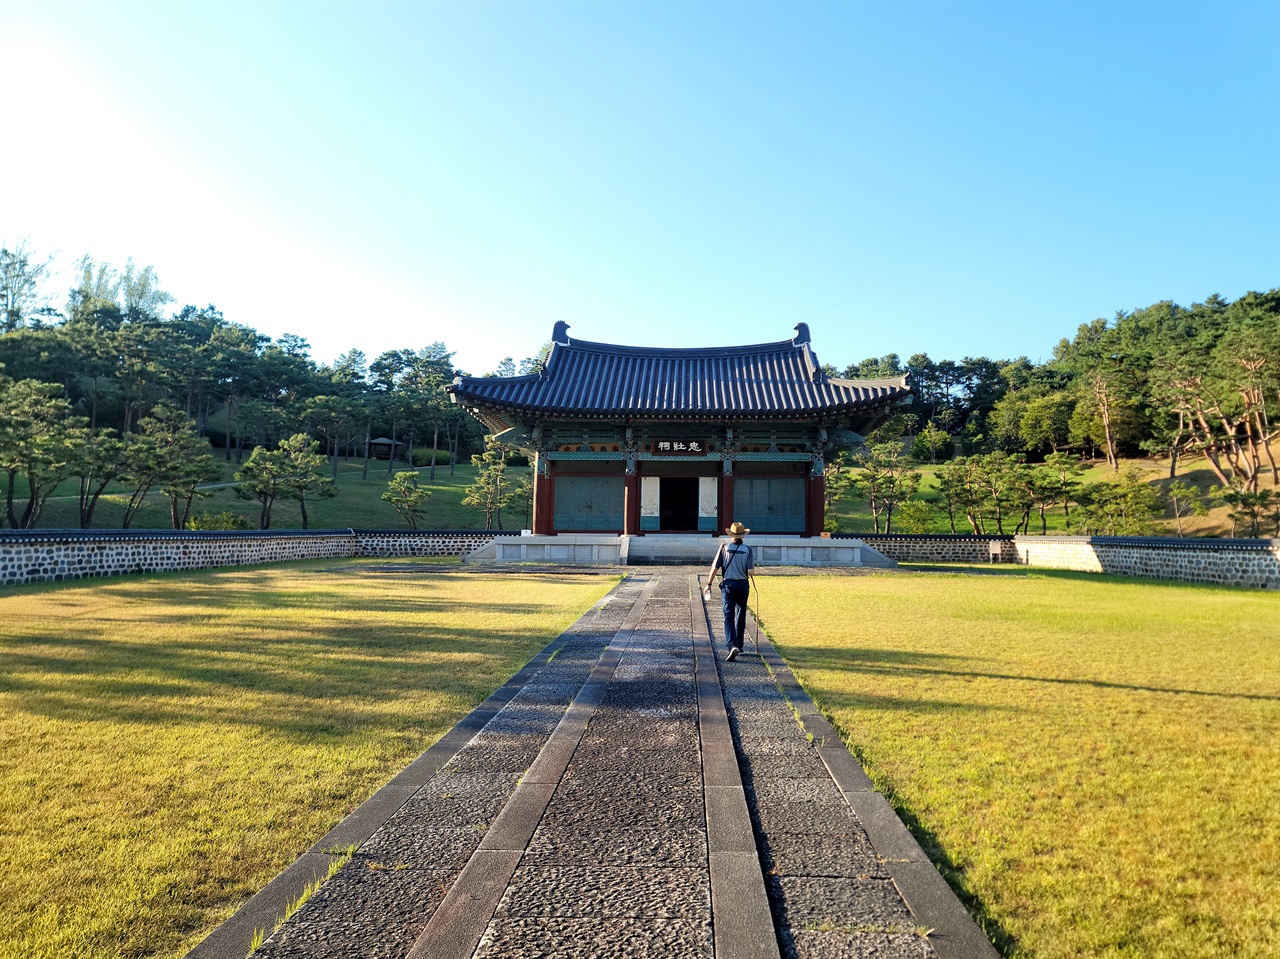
[451, 327, 911, 419]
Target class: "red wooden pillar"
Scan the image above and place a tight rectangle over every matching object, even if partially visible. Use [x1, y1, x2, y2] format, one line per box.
[624, 473, 640, 535]
[718, 473, 734, 534]
[805, 472, 825, 538]
[533, 460, 555, 534]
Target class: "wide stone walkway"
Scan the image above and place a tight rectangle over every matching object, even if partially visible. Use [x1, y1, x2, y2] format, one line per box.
[191, 568, 995, 959]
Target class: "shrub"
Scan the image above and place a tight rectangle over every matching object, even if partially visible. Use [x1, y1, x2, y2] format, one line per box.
[186, 510, 254, 530]
[411, 448, 455, 467]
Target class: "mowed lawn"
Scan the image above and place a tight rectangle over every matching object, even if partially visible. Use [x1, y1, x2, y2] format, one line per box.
[0, 562, 615, 959]
[759, 570, 1279, 959]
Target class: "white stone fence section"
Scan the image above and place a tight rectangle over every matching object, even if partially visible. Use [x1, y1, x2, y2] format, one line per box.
[0, 530, 515, 587]
[850, 534, 1280, 590]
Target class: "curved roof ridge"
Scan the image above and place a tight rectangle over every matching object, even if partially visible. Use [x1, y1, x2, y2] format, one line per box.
[560, 336, 801, 358]
[828, 374, 910, 390]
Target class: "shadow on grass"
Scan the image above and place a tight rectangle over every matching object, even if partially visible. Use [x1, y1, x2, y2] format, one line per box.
[0, 585, 589, 739]
[786, 645, 1280, 702]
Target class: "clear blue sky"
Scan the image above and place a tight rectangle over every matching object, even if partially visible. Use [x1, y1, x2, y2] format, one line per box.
[5, 0, 1278, 376]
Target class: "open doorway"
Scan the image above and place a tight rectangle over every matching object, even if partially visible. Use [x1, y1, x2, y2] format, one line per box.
[659, 477, 699, 531]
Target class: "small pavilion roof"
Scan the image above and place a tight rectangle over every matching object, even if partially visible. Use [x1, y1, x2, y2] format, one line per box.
[450, 323, 911, 420]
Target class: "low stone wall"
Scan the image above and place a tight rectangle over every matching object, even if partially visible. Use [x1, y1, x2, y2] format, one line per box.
[1013, 536, 1280, 590]
[845, 533, 1279, 590]
[0, 530, 515, 587]
[847, 534, 1017, 564]
[2, 530, 1275, 590]
[357, 531, 511, 557]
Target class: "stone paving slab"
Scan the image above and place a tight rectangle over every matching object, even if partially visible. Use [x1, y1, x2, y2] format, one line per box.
[783, 931, 934, 959]
[493, 863, 711, 918]
[739, 748, 833, 782]
[569, 737, 703, 775]
[252, 861, 458, 958]
[358, 825, 481, 869]
[524, 825, 708, 866]
[474, 917, 714, 958]
[759, 831, 884, 879]
[768, 876, 917, 928]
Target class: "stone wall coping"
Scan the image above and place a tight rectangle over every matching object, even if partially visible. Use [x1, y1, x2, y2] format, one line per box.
[354, 529, 520, 536]
[835, 532, 1277, 551]
[0, 528, 516, 544]
[836, 533, 1016, 542]
[1016, 535, 1279, 551]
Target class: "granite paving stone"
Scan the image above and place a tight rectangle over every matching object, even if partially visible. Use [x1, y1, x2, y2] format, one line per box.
[781, 931, 934, 959]
[573, 736, 703, 772]
[507, 682, 581, 705]
[474, 918, 714, 959]
[392, 789, 507, 830]
[732, 713, 810, 739]
[254, 861, 457, 959]
[586, 714, 700, 739]
[524, 826, 708, 866]
[738, 748, 833, 783]
[724, 682, 790, 702]
[494, 864, 710, 918]
[758, 832, 885, 879]
[440, 745, 543, 777]
[735, 734, 827, 757]
[727, 702, 798, 725]
[749, 778, 848, 806]
[754, 799, 863, 835]
[357, 826, 482, 870]
[767, 876, 916, 930]
[538, 792, 705, 832]
[555, 767, 703, 795]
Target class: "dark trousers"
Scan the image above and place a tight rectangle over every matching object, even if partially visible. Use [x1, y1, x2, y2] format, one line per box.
[721, 579, 750, 650]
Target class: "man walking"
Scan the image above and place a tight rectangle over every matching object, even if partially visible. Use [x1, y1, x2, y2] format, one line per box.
[708, 521, 755, 661]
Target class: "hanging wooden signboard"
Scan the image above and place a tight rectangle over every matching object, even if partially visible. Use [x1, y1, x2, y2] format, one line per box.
[651, 439, 709, 456]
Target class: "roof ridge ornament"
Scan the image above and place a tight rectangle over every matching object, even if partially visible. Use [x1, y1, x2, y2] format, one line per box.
[792, 322, 811, 346]
[552, 321, 571, 345]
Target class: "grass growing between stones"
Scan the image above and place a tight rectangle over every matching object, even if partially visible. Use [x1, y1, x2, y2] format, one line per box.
[0, 561, 615, 959]
[758, 569, 1279, 959]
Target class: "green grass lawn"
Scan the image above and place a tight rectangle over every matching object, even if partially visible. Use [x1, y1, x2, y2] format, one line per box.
[0, 562, 615, 959]
[27, 459, 533, 531]
[758, 569, 1279, 959]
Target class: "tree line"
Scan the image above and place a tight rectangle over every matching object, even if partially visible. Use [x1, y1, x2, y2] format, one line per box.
[0, 246, 516, 528]
[825, 289, 1279, 492]
[821, 288, 1279, 537]
[1, 240, 1276, 533]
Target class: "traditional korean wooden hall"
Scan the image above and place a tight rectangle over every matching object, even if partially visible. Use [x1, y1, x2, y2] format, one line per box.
[450, 322, 911, 539]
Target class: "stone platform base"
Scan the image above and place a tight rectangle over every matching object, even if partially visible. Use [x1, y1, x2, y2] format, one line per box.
[463, 534, 896, 568]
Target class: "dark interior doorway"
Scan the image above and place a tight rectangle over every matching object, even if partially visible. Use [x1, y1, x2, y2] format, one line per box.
[659, 477, 699, 531]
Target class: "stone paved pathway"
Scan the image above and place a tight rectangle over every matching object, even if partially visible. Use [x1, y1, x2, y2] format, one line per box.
[195, 568, 994, 959]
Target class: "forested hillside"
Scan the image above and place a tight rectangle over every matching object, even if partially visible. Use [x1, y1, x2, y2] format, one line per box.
[1, 243, 1276, 534]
